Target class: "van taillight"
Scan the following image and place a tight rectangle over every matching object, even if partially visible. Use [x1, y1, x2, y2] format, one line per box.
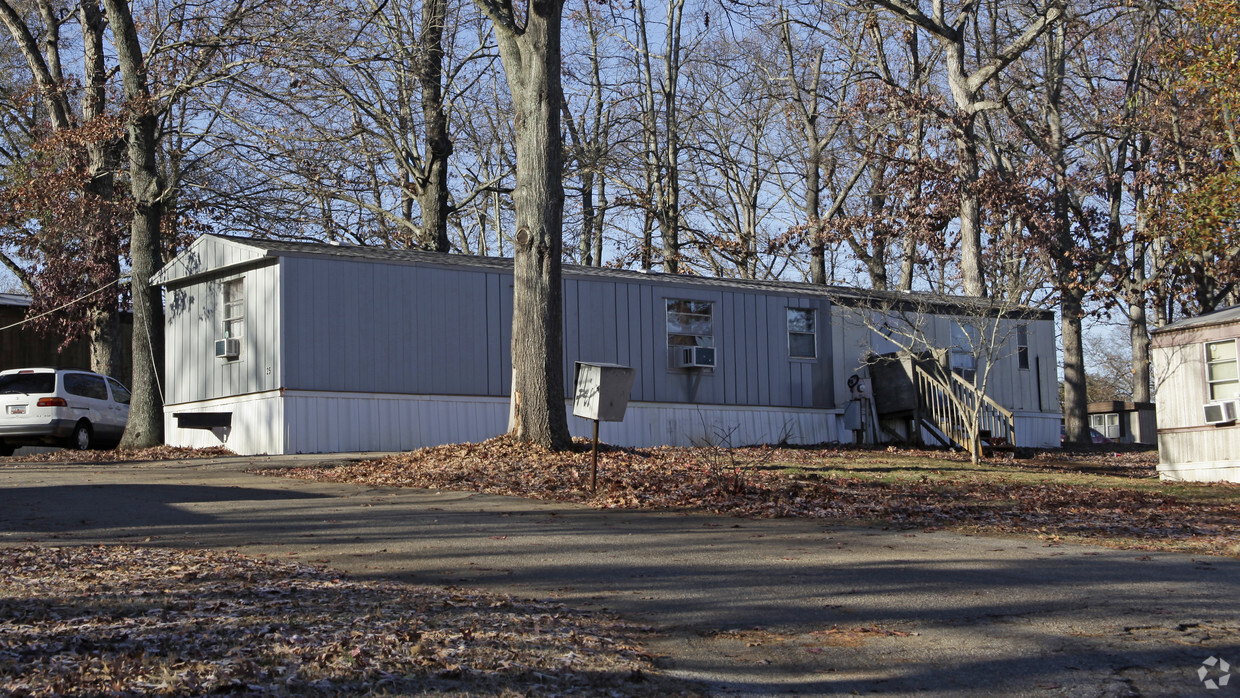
[37, 398, 67, 407]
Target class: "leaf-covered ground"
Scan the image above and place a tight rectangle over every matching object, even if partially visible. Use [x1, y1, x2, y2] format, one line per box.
[0, 545, 701, 697]
[2, 446, 233, 465]
[269, 438, 1240, 557]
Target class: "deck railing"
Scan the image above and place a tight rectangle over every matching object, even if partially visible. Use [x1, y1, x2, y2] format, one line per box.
[913, 365, 1015, 451]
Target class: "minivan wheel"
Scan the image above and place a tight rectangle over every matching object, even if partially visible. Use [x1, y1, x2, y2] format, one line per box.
[0, 442, 13, 457]
[68, 422, 92, 451]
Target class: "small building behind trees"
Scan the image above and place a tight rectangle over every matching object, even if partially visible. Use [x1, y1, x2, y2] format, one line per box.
[1152, 305, 1240, 482]
[1086, 401, 1157, 445]
[0, 294, 133, 383]
[153, 235, 1062, 456]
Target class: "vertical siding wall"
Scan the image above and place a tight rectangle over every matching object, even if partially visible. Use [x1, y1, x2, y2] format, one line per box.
[563, 277, 833, 409]
[1153, 342, 1206, 430]
[281, 257, 510, 397]
[1153, 338, 1240, 482]
[164, 261, 281, 406]
[279, 258, 834, 410]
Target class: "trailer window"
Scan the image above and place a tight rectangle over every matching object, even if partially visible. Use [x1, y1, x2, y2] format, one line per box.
[951, 322, 978, 382]
[666, 300, 714, 368]
[223, 278, 244, 339]
[788, 308, 816, 359]
[1206, 339, 1239, 400]
[1017, 324, 1030, 370]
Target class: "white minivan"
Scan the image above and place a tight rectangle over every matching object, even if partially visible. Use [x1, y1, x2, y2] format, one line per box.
[0, 368, 131, 455]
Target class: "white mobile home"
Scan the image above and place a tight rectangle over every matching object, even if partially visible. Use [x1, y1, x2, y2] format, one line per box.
[1152, 306, 1240, 482]
[153, 235, 1061, 455]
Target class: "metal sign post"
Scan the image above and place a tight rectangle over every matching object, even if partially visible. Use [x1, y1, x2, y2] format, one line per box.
[572, 362, 636, 494]
[591, 419, 600, 492]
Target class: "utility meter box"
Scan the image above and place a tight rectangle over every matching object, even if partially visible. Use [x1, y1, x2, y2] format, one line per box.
[573, 362, 636, 422]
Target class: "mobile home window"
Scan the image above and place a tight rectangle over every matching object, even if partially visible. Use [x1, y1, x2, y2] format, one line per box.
[1017, 324, 1030, 370]
[1206, 339, 1239, 400]
[788, 308, 816, 359]
[1090, 412, 1120, 440]
[950, 322, 978, 382]
[223, 278, 244, 339]
[666, 299, 714, 367]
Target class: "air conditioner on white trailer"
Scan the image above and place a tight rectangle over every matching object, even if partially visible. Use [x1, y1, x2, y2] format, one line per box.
[1203, 399, 1239, 425]
[676, 345, 716, 368]
[214, 337, 241, 359]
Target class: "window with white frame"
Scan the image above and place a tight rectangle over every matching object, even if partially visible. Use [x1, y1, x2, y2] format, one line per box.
[223, 278, 244, 340]
[666, 299, 714, 367]
[788, 308, 816, 359]
[1090, 412, 1120, 440]
[1206, 339, 1239, 400]
[950, 322, 978, 382]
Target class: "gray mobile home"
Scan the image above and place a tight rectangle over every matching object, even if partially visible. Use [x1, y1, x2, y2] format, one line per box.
[154, 235, 1061, 455]
[1152, 305, 1240, 482]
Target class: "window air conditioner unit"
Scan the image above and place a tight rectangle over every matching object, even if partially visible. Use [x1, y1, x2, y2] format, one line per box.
[1203, 400, 1239, 425]
[676, 346, 716, 368]
[214, 338, 240, 359]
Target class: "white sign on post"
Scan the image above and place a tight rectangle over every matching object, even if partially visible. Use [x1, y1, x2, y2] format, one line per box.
[572, 362, 636, 422]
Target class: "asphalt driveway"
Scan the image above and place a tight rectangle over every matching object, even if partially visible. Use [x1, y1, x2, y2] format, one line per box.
[1, 454, 1237, 696]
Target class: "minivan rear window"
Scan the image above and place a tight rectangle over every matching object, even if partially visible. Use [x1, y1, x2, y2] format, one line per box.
[0, 373, 55, 395]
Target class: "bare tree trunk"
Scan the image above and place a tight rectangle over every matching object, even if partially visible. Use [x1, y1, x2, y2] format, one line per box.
[1130, 287, 1151, 403]
[105, 0, 165, 448]
[1062, 290, 1088, 444]
[476, 0, 571, 449]
[1129, 147, 1152, 403]
[806, 138, 826, 284]
[81, 0, 121, 379]
[418, 0, 452, 252]
[592, 178, 606, 266]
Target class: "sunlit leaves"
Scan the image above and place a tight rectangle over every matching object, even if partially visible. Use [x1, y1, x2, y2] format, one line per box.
[270, 436, 1239, 556]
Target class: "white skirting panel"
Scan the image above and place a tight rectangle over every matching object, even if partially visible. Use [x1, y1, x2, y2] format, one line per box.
[571, 402, 841, 448]
[163, 391, 285, 455]
[164, 390, 1051, 455]
[1157, 461, 1240, 484]
[1157, 429, 1240, 483]
[1013, 412, 1061, 448]
[166, 390, 842, 455]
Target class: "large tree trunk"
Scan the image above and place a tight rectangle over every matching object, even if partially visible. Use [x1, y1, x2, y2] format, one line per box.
[954, 127, 985, 297]
[105, 0, 165, 448]
[1130, 299, 1151, 403]
[417, 0, 452, 252]
[484, 0, 571, 449]
[81, 0, 122, 379]
[1061, 290, 1089, 445]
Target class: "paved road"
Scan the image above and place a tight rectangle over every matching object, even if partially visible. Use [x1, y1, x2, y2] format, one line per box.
[1, 455, 1237, 696]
